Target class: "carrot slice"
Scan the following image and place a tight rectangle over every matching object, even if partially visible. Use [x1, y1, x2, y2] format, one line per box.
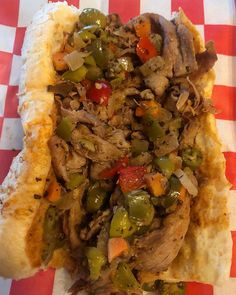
[47, 180, 61, 203]
[134, 18, 151, 38]
[145, 172, 167, 197]
[52, 52, 68, 71]
[135, 100, 159, 118]
[108, 238, 129, 263]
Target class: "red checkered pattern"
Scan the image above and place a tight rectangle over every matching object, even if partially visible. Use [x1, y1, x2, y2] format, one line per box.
[0, 0, 235, 294]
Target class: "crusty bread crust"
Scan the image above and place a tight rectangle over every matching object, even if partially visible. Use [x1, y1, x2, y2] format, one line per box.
[0, 3, 231, 284]
[0, 2, 78, 279]
[157, 9, 232, 285]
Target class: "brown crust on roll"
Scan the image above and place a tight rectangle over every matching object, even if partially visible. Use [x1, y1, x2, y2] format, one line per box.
[156, 10, 232, 285]
[0, 2, 78, 279]
[26, 201, 49, 268]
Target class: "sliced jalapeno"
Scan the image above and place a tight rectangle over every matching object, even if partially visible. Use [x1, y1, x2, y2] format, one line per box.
[110, 207, 137, 238]
[66, 173, 85, 190]
[126, 190, 154, 226]
[85, 247, 106, 280]
[154, 155, 175, 178]
[62, 65, 88, 82]
[56, 117, 73, 142]
[86, 182, 107, 213]
[113, 263, 140, 291]
[80, 8, 107, 28]
[182, 147, 203, 170]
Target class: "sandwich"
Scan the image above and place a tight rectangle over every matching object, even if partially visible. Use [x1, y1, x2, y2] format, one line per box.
[0, 2, 232, 294]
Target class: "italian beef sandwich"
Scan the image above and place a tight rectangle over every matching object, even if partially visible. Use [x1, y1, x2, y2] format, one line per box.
[0, 1, 232, 294]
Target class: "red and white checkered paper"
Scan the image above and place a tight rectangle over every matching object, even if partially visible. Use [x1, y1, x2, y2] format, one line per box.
[0, 0, 235, 294]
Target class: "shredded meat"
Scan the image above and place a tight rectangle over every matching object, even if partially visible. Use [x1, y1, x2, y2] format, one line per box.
[61, 107, 101, 126]
[48, 135, 69, 181]
[176, 24, 198, 74]
[48, 10, 218, 295]
[80, 210, 112, 241]
[196, 41, 217, 74]
[66, 151, 87, 174]
[105, 129, 131, 151]
[154, 133, 179, 157]
[132, 193, 190, 273]
[90, 162, 111, 180]
[71, 129, 124, 162]
[144, 73, 169, 97]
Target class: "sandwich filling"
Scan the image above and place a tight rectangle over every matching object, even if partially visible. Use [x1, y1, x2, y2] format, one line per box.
[43, 8, 217, 294]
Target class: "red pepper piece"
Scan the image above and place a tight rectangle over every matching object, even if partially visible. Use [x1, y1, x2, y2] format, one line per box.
[136, 36, 157, 63]
[87, 80, 112, 106]
[99, 156, 129, 179]
[118, 166, 147, 193]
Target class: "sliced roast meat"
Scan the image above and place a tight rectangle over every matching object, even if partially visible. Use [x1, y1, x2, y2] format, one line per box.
[107, 13, 122, 30]
[90, 162, 111, 180]
[195, 41, 217, 75]
[108, 87, 139, 118]
[66, 151, 87, 174]
[139, 56, 165, 77]
[176, 24, 198, 74]
[61, 107, 101, 126]
[157, 14, 184, 77]
[49, 135, 87, 181]
[144, 73, 169, 97]
[48, 135, 69, 181]
[48, 81, 75, 97]
[154, 132, 179, 157]
[80, 210, 111, 241]
[133, 192, 190, 273]
[105, 128, 131, 151]
[130, 152, 153, 166]
[71, 129, 123, 162]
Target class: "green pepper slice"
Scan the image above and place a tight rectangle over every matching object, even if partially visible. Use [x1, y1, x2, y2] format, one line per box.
[113, 263, 140, 291]
[143, 114, 165, 141]
[117, 57, 134, 72]
[168, 175, 181, 192]
[79, 25, 98, 38]
[86, 182, 107, 213]
[77, 30, 96, 41]
[131, 139, 149, 156]
[85, 247, 106, 280]
[126, 190, 154, 226]
[88, 39, 108, 69]
[56, 117, 73, 142]
[110, 207, 137, 238]
[182, 147, 203, 170]
[62, 65, 88, 83]
[66, 173, 85, 190]
[80, 8, 107, 28]
[84, 55, 97, 66]
[86, 66, 103, 81]
[154, 155, 175, 178]
[42, 206, 65, 263]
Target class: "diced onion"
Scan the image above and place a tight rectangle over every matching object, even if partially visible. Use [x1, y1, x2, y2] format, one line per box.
[176, 90, 189, 111]
[73, 32, 87, 49]
[174, 168, 198, 197]
[64, 50, 84, 71]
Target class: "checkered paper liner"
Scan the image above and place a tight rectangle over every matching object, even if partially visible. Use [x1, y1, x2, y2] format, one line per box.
[0, 0, 235, 294]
